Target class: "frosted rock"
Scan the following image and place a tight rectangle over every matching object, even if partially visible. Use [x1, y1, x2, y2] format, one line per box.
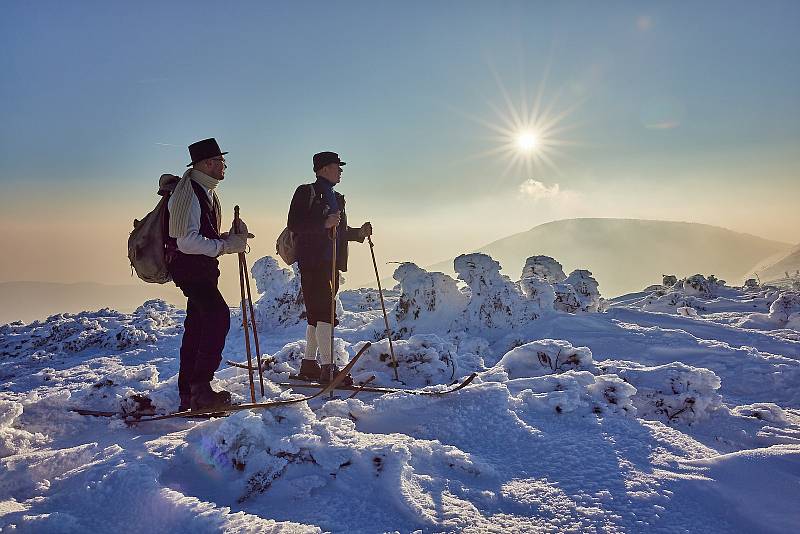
[251, 256, 306, 328]
[455, 253, 549, 332]
[339, 287, 399, 312]
[553, 283, 580, 313]
[521, 255, 567, 284]
[731, 403, 792, 425]
[681, 274, 722, 297]
[0, 306, 173, 359]
[601, 361, 722, 424]
[351, 335, 457, 387]
[513, 371, 637, 416]
[739, 291, 800, 330]
[490, 339, 596, 379]
[640, 291, 708, 314]
[767, 292, 800, 329]
[518, 275, 556, 311]
[564, 270, 601, 312]
[391, 262, 467, 338]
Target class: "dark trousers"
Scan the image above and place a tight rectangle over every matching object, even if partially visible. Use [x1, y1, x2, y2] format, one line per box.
[300, 264, 339, 327]
[176, 280, 231, 394]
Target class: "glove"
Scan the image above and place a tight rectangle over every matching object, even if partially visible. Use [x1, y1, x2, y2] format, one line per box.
[221, 233, 247, 255]
[360, 222, 373, 239]
[230, 218, 255, 238]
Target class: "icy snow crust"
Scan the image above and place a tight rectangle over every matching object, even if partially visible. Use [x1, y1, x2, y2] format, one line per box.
[2, 255, 800, 532]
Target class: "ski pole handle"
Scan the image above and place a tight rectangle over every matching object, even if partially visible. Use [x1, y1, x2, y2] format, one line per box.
[234, 205, 241, 233]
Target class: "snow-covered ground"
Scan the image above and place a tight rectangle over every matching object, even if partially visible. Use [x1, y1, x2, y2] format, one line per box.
[2, 255, 799, 533]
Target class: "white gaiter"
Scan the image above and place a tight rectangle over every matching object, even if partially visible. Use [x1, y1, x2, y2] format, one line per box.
[315, 322, 334, 365]
[304, 324, 318, 360]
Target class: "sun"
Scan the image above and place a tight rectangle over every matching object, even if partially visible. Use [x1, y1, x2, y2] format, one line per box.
[517, 131, 539, 152]
[454, 65, 581, 179]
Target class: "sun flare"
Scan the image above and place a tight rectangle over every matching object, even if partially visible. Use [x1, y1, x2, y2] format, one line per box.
[517, 132, 539, 152]
[456, 66, 582, 179]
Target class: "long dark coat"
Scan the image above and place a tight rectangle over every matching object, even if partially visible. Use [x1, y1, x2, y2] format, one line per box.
[287, 179, 364, 272]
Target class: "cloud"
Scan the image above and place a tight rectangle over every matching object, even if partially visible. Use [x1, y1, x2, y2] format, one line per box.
[645, 120, 680, 130]
[518, 179, 564, 201]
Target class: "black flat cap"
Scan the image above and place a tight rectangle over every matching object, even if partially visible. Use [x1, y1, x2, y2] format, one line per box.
[313, 151, 346, 172]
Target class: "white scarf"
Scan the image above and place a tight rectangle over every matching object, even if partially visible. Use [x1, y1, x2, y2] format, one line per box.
[168, 169, 222, 238]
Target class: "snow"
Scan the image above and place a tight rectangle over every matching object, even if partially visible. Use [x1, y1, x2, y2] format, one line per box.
[2, 250, 800, 532]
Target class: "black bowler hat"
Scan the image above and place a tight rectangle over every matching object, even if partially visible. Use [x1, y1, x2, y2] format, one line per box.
[313, 151, 347, 172]
[187, 138, 228, 167]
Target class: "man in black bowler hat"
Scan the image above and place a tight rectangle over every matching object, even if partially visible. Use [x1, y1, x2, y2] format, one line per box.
[287, 151, 372, 384]
[167, 137, 254, 411]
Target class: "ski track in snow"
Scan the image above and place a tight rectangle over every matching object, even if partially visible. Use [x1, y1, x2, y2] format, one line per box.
[2, 262, 800, 533]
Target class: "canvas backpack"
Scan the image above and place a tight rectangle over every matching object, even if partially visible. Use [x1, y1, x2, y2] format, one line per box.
[128, 174, 180, 283]
[276, 184, 315, 265]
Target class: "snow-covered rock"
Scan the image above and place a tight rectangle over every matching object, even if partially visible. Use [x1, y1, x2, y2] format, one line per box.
[601, 362, 722, 424]
[521, 255, 566, 284]
[563, 269, 602, 312]
[455, 253, 545, 332]
[0, 301, 177, 360]
[251, 256, 306, 328]
[192, 401, 489, 510]
[640, 290, 709, 314]
[767, 292, 800, 330]
[339, 287, 400, 313]
[518, 274, 557, 311]
[351, 335, 457, 387]
[739, 291, 800, 330]
[488, 339, 596, 379]
[731, 403, 793, 426]
[391, 262, 467, 338]
[512, 371, 637, 416]
[681, 274, 724, 297]
[0, 401, 47, 457]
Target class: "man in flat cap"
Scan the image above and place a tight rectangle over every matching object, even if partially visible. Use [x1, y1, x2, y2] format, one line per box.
[287, 151, 372, 384]
[167, 138, 253, 411]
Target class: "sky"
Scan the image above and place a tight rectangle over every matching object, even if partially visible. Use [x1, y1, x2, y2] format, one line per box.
[1, 0, 799, 307]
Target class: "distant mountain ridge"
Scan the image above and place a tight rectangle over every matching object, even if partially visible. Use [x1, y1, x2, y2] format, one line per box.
[428, 218, 792, 297]
[754, 243, 800, 282]
[0, 281, 184, 324]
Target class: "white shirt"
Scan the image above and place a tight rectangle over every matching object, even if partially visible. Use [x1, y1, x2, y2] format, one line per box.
[167, 182, 224, 257]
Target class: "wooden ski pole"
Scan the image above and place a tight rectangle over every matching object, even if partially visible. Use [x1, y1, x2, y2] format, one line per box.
[242, 262, 265, 397]
[236, 214, 265, 398]
[329, 224, 338, 397]
[367, 235, 399, 381]
[234, 206, 256, 404]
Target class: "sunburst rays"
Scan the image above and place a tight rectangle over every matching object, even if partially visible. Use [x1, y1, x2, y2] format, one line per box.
[456, 62, 583, 183]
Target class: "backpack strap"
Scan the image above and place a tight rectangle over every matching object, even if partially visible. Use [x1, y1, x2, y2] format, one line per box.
[307, 183, 315, 209]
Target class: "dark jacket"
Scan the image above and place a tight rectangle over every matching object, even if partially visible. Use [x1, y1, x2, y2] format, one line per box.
[167, 180, 222, 284]
[287, 178, 364, 272]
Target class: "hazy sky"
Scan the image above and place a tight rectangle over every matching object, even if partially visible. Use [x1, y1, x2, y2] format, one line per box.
[1, 1, 798, 304]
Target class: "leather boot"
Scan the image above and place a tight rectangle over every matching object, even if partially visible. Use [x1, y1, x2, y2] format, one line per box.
[297, 358, 322, 381]
[178, 392, 192, 412]
[190, 382, 232, 411]
[319, 364, 353, 386]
